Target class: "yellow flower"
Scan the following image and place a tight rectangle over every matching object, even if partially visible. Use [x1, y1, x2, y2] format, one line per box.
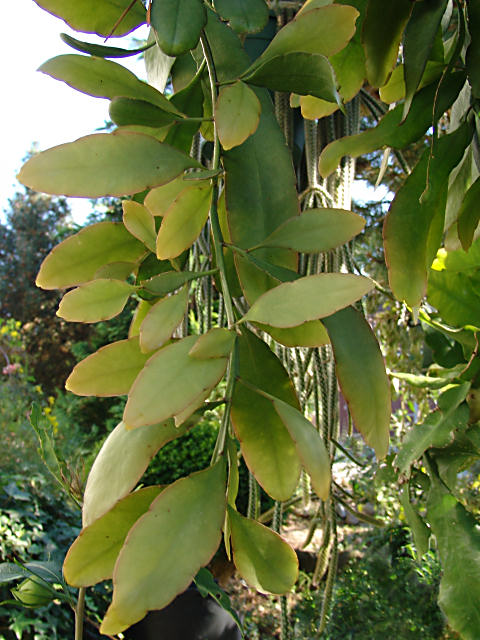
[44, 407, 51, 415]
[34, 385, 42, 394]
[10, 331, 19, 338]
[0, 326, 8, 335]
[48, 396, 55, 406]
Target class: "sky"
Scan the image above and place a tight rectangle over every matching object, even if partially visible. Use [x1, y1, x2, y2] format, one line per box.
[1, 0, 148, 223]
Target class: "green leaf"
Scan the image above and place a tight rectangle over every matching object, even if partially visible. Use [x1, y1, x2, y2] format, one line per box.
[241, 274, 373, 328]
[64, 487, 162, 586]
[254, 321, 330, 348]
[427, 269, 480, 330]
[466, 0, 480, 98]
[399, 486, 430, 559]
[254, 208, 365, 253]
[457, 176, 480, 250]
[142, 270, 215, 297]
[156, 183, 212, 259]
[122, 201, 157, 252]
[188, 328, 236, 359]
[18, 132, 200, 198]
[129, 300, 153, 338]
[66, 336, 152, 396]
[194, 568, 244, 635]
[384, 118, 474, 307]
[150, 0, 206, 56]
[228, 506, 298, 594]
[361, 0, 412, 88]
[390, 371, 450, 390]
[36, 221, 145, 290]
[57, 279, 134, 323]
[83, 420, 191, 526]
[427, 477, 480, 639]
[39, 55, 179, 113]
[214, 0, 268, 33]
[144, 27, 176, 93]
[100, 462, 226, 635]
[32, 0, 145, 37]
[231, 330, 301, 501]
[323, 307, 391, 459]
[319, 70, 466, 178]
[216, 81, 261, 151]
[60, 32, 154, 58]
[253, 5, 359, 67]
[139, 286, 189, 352]
[143, 175, 188, 216]
[403, 0, 448, 119]
[123, 335, 228, 428]
[110, 97, 180, 129]
[396, 384, 470, 476]
[273, 400, 331, 500]
[245, 53, 339, 104]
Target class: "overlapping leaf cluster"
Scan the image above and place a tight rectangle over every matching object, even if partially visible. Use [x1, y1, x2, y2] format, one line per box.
[16, 0, 480, 637]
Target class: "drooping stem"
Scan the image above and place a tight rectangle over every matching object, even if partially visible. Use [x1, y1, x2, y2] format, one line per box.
[74, 587, 86, 640]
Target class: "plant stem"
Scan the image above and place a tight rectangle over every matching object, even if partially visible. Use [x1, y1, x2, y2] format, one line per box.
[74, 587, 86, 640]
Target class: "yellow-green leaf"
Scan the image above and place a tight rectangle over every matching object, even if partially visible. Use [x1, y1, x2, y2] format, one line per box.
[323, 307, 390, 459]
[36, 221, 145, 290]
[188, 328, 236, 359]
[83, 420, 190, 526]
[156, 183, 212, 259]
[256, 321, 330, 348]
[255, 208, 365, 253]
[124, 335, 228, 428]
[241, 274, 373, 328]
[139, 286, 189, 353]
[143, 175, 187, 216]
[216, 81, 261, 150]
[32, 0, 145, 37]
[273, 399, 331, 500]
[129, 300, 153, 338]
[231, 330, 301, 501]
[39, 55, 178, 113]
[100, 462, 226, 635]
[228, 506, 298, 594]
[66, 336, 152, 397]
[94, 261, 136, 280]
[64, 486, 162, 586]
[122, 201, 157, 252]
[57, 279, 134, 323]
[18, 132, 200, 198]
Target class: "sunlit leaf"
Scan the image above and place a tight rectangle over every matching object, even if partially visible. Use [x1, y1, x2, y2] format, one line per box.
[123, 335, 228, 428]
[65, 486, 162, 586]
[122, 201, 157, 252]
[228, 506, 298, 594]
[32, 0, 145, 37]
[150, 0, 206, 56]
[254, 208, 365, 253]
[241, 274, 373, 328]
[142, 270, 214, 297]
[143, 175, 188, 216]
[36, 221, 145, 290]
[216, 81, 261, 150]
[156, 183, 212, 259]
[255, 321, 330, 348]
[66, 336, 152, 397]
[94, 261, 136, 280]
[323, 307, 390, 459]
[139, 286, 189, 352]
[100, 462, 226, 635]
[39, 55, 179, 112]
[379, 61, 444, 104]
[273, 399, 330, 500]
[57, 279, 134, 323]
[60, 32, 153, 58]
[399, 486, 430, 559]
[18, 132, 200, 198]
[361, 0, 412, 88]
[83, 420, 190, 526]
[428, 270, 480, 330]
[231, 330, 301, 501]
